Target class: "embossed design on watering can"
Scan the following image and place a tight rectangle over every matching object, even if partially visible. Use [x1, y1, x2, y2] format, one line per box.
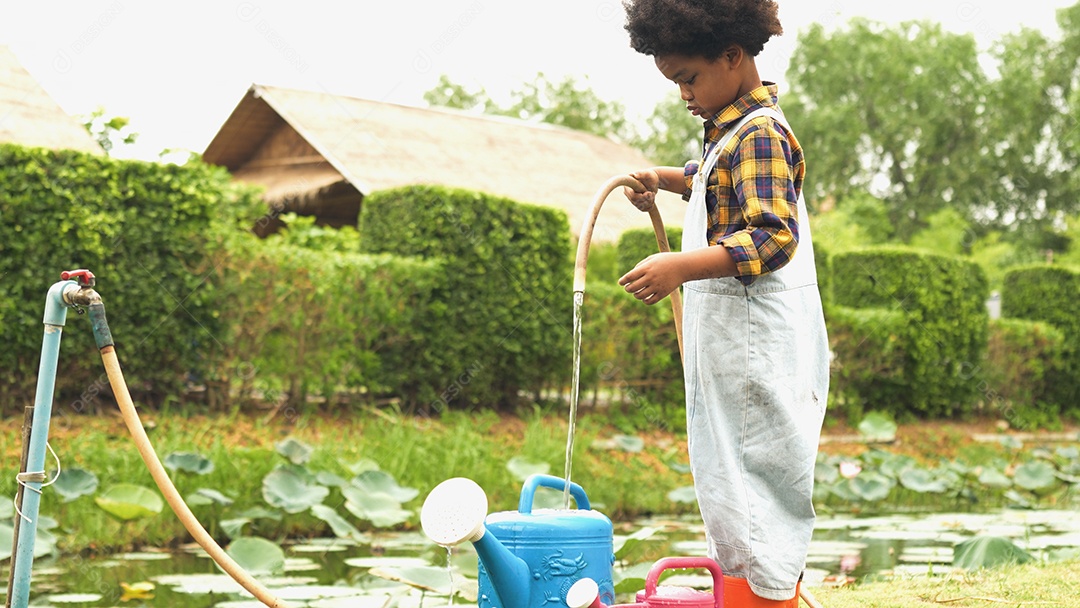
[421, 474, 615, 608]
[566, 557, 723, 608]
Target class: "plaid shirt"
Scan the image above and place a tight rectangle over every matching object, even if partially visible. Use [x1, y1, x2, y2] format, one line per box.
[682, 83, 804, 286]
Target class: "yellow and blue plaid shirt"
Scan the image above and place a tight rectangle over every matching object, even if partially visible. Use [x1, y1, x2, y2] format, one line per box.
[682, 83, 804, 286]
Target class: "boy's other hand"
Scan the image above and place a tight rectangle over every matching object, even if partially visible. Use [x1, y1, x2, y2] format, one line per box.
[624, 169, 659, 211]
[618, 252, 684, 305]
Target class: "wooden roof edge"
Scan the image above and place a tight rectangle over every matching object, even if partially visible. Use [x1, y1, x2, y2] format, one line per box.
[253, 84, 373, 197]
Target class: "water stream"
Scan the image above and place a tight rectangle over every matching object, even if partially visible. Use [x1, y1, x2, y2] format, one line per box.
[562, 290, 585, 510]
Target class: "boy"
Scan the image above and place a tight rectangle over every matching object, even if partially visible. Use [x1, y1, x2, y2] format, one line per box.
[619, 1, 829, 606]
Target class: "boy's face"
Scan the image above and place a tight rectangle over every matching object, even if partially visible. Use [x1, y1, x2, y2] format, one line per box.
[655, 50, 743, 120]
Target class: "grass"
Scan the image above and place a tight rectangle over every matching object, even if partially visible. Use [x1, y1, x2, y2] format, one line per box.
[812, 560, 1080, 607]
[0, 405, 699, 554]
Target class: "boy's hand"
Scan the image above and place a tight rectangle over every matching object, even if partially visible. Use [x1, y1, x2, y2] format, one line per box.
[618, 252, 684, 305]
[624, 169, 660, 211]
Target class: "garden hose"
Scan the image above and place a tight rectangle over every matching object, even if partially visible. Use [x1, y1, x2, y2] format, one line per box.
[69, 283, 290, 608]
[573, 174, 684, 360]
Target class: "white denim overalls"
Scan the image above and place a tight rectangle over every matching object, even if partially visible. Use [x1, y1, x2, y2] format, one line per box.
[682, 106, 829, 601]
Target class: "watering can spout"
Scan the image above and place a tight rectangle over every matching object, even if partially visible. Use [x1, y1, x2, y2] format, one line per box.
[420, 477, 531, 608]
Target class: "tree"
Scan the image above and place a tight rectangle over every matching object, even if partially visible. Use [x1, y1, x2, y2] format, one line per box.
[632, 90, 702, 166]
[424, 73, 633, 141]
[81, 106, 138, 156]
[784, 5, 1080, 241]
[784, 19, 987, 237]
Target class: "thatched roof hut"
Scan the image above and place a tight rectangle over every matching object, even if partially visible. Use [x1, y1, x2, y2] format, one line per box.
[0, 45, 102, 155]
[203, 84, 684, 240]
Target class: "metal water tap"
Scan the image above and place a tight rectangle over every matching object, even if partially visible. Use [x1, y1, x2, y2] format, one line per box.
[58, 269, 113, 349]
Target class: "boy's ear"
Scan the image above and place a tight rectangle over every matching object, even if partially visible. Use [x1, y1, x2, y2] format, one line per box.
[722, 45, 744, 68]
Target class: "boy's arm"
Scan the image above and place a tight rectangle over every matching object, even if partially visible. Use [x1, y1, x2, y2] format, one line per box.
[618, 247, 737, 305]
[623, 166, 687, 211]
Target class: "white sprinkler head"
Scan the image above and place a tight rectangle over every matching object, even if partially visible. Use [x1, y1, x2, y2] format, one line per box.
[566, 577, 600, 608]
[420, 477, 488, 546]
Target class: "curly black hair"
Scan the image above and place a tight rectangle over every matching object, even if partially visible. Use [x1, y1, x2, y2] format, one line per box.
[623, 0, 783, 59]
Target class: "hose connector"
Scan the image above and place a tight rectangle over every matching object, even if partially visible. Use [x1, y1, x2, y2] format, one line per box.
[59, 269, 114, 350]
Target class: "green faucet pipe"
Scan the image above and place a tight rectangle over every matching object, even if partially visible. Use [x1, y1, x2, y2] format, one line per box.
[63, 287, 291, 608]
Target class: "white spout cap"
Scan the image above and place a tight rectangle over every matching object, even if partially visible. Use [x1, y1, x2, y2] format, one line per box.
[421, 477, 488, 546]
[566, 578, 600, 608]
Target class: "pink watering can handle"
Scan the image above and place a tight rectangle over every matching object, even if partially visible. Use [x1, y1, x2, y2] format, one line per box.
[644, 557, 724, 608]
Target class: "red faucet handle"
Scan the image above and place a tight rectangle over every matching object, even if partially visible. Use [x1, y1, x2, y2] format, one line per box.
[60, 269, 96, 287]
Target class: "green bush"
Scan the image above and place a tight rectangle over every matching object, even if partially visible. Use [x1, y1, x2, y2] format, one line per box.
[1000, 265, 1080, 416]
[359, 185, 572, 410]
[202, 226, 443, 410]
[0, 144, 260, 410]
[825, 305, 908, 422]
[616, 226, 683, 276]
[983, 318, 1067, 429]
[579, 281, 684, 432]
[831, 247, 989, 418]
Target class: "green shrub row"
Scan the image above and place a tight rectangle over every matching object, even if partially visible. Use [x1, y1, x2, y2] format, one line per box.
[359, 185, 572, 410]
[200, 226, 443, 409]
[983, 318, 1067, 429]
[0, 144, 260, 408]
[1001, 265, 1080, 416]
[830, 247, 989, 419]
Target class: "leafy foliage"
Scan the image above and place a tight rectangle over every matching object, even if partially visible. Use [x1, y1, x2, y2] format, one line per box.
[0, 144, 258, 409]
[984, 318, 1067, 429]
[785, 12, 1080, 238]
[360, 184, 572, 410]
[1000, 265, 1080, 419]
[830, 248, 989, 419]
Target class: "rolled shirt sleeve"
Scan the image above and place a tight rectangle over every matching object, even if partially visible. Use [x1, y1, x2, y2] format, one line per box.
[718, 123, 800, 284]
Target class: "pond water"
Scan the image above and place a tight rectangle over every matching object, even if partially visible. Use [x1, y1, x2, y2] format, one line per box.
[5, 508, 1080, 607]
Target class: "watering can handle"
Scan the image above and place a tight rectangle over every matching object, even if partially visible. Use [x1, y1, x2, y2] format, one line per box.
[519, 474, 590, 514]
[644, 557, 724, 607]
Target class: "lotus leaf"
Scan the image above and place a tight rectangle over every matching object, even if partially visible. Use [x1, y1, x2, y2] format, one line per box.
[163, 452, 215, 475]
[899, 468, 948, 493]
[226, 536, 285, 575]
[310, 504, 365, 541]
[846, 471, 894, 501]
[1013, 461, 1058, 492]
[94, 484, 164, 521]
[262, 465, 329, 513]
[340, 486, 411, 528]
[953, 536, 1032, 569]
[187, 488, 233, 507]
[275, 437, 313, 465]
[857, 412, 897, 443]
[613, 526, 659, 559]
[349, 470, 419, 503]
[976, 467, 1012, 488]
[667, 486, 697, 503]
[53, 467, 98, 502]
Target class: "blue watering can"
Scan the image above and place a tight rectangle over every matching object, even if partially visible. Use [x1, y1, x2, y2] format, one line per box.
[421, 474, 615, 608]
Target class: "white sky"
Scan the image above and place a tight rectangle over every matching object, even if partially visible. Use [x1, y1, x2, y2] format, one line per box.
[0, 0, 1073, 161]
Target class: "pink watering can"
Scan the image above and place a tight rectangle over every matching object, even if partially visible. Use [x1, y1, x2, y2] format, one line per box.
[566, 557, 723, 608]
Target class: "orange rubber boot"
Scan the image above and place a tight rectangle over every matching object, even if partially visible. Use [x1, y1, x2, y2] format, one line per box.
[722, 576, 799, 608]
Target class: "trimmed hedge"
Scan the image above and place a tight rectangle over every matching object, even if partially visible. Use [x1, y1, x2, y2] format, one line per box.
[579, 281, 684, 431]
[359, 185, 572, 410]
[825, 305, 908, 422]
[616, 226, 683, 276]
[983, 318, 1067, 428]
[203, 229, 442, 409]
[831, 247, 989, 418]
[1000, 264, 1080, 415]
[0, 144, 260, 409]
